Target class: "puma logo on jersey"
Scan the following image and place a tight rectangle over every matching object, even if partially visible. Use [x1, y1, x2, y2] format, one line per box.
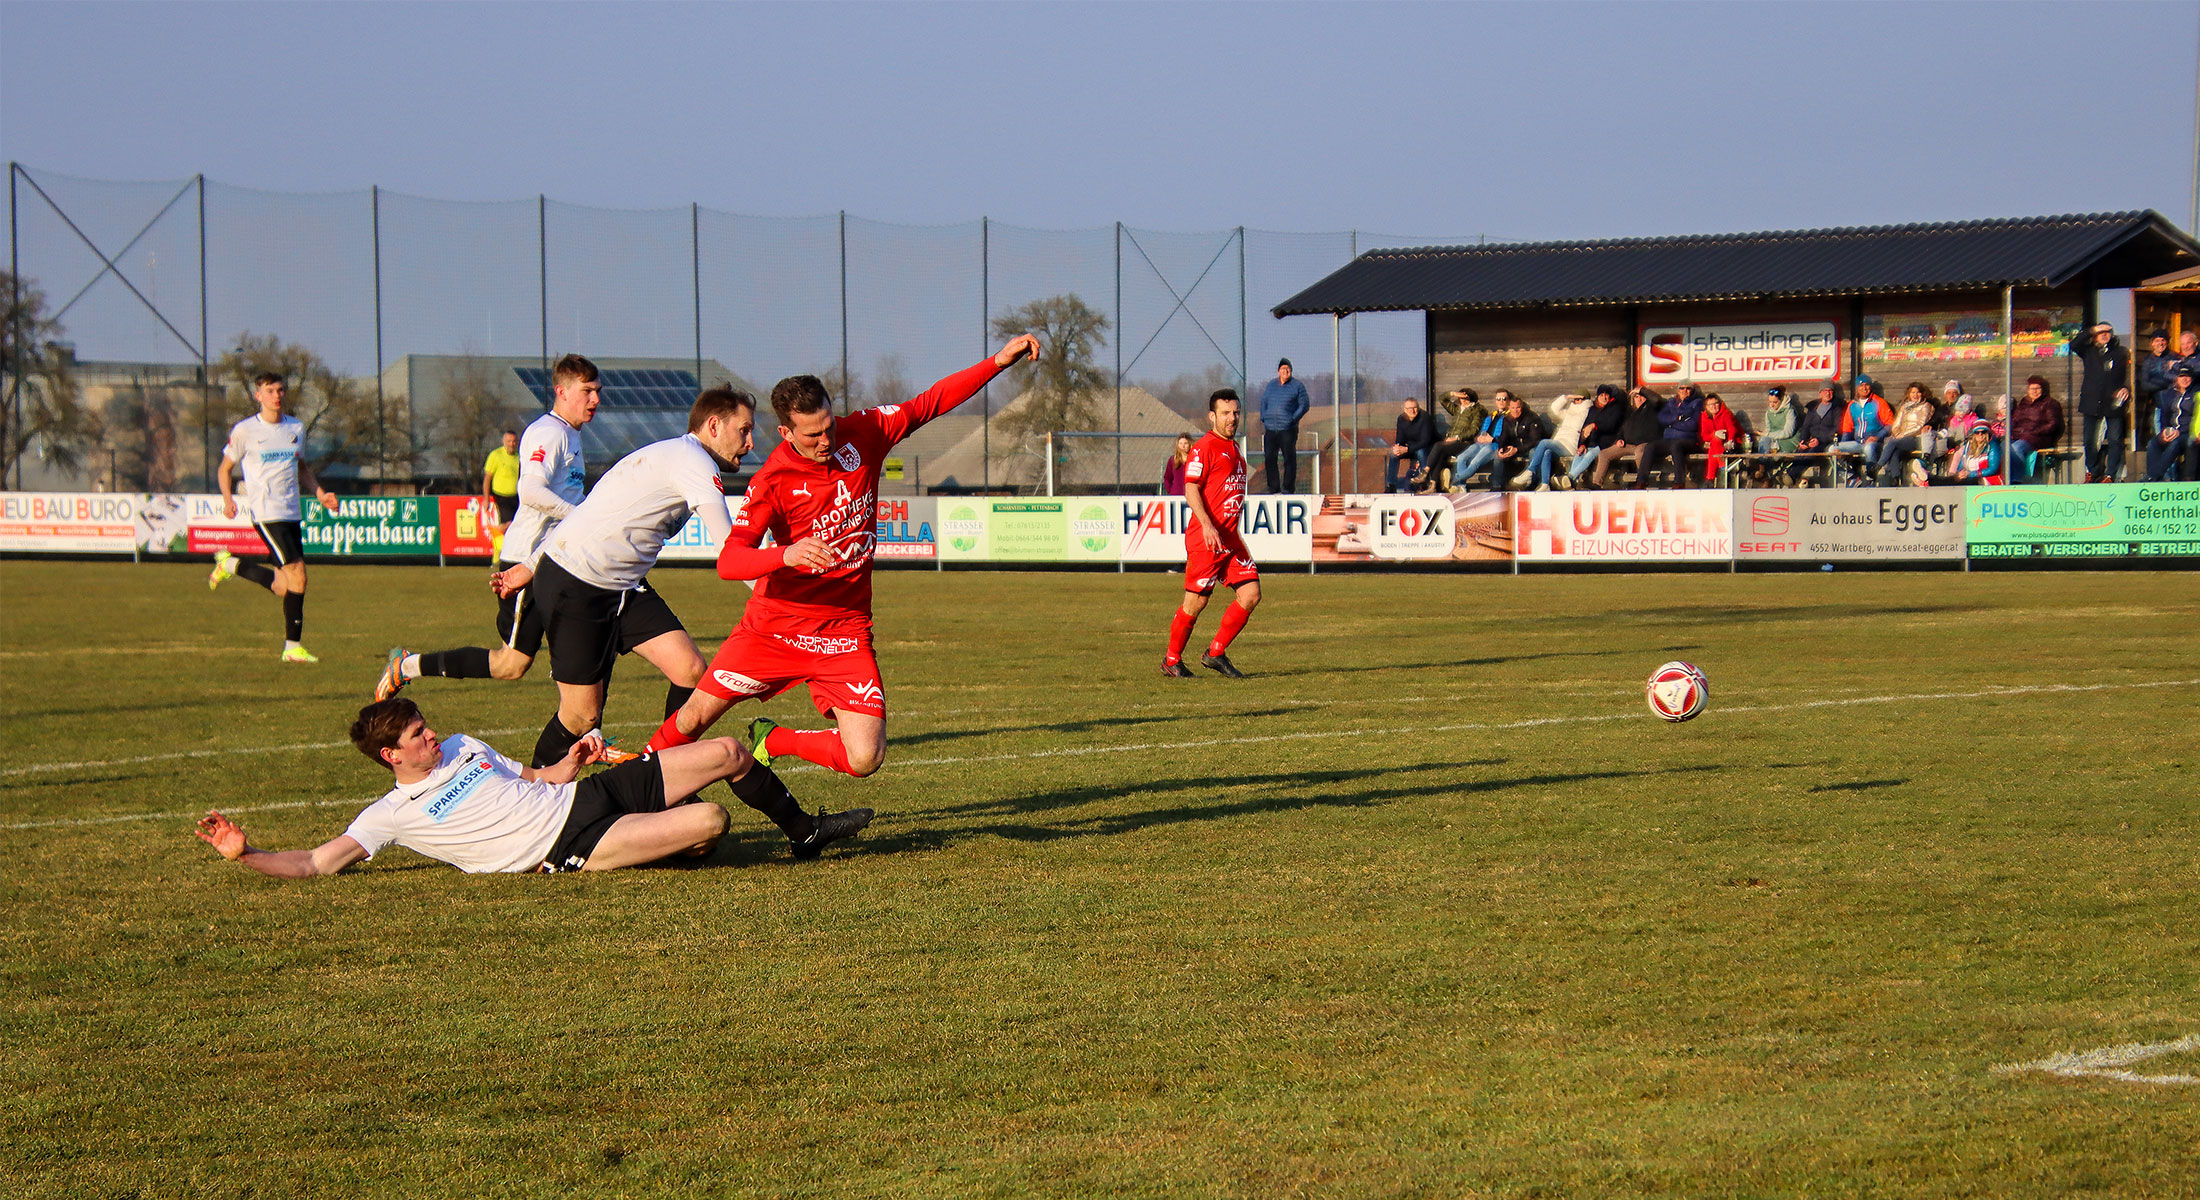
[792, 485, 812, 498]
[834, 444, 862, 471]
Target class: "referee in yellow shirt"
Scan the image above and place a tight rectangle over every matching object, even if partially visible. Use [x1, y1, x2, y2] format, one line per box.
[482, 430, 522, 544]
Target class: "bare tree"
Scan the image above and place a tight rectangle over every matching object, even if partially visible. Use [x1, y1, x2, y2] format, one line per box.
[868, 353, 912, 408]
[1, 271, 100, 487]
[192, 332, 391, 483]
[429, 350, 525, 484]
[989, 294, 1111, 483]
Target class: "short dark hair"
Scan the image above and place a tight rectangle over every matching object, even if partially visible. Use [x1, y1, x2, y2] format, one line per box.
[2025, 374, 2052, 396]
[1208, 388, 1240, 411]
[502, 428, 518, 438]
[1450, 387, 1478, 405]
[770, 374, 833, 427]
[351, 698, 422, 769]
[551, 353, 598, 388]
[252, 372, 284, 389]
[688, 386, 756, 434]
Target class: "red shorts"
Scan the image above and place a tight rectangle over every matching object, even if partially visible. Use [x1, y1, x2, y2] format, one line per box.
[1185, 538, 1258, 594]
[697, 626, 886, 718]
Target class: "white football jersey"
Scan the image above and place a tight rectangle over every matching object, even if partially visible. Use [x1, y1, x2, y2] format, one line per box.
[544, 433, 733, 591]
[223, 414, 306, 522]
[501, 411, 586, 567]
[342, 735, 574, 874]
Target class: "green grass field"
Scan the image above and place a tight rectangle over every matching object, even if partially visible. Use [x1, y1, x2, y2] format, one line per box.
[3, 560, 2196, 1198]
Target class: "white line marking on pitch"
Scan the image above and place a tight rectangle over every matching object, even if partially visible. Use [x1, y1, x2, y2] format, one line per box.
[7, 676, 2196, 832]
[1994, 1034, 2200, 1085]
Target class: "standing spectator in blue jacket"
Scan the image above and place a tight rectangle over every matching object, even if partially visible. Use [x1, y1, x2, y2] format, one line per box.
[2146, 363, 2197, 481]
[1258, 358, 1312, 494]
[1642, 381, 1706, 488]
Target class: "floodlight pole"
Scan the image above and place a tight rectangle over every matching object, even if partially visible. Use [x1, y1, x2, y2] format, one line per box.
[197, 174, 209, 490]
[981, 216, 989, 494]
[1331, 313, 1342, 492]
[372, 184, 385, 488]
[537, 195, 548, 372]
[1115, 221, 1122, 492]
[8, 162, 20, 491]
[2002, 285, 2015, 481]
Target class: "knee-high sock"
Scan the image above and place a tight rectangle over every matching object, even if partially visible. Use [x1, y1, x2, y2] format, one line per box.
[664, 683, 694, 719]
[1164, 609, 1197, 664]
[646, 712, 697, 753]
[417, 648, 493, 679]
[533, 712, 584, 769]
[765, 725, 854, 775]
[1207, 603, 1251, 656]
[725, 763, 812, 842]
[282, 592, 304, 643]
[235, 561, 277, 591]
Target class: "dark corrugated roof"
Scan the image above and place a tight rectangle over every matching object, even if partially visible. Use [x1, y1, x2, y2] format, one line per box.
[1272, 212, 2200, 317]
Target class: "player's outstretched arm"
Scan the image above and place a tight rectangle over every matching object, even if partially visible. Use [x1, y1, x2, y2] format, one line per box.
[197, 812, 367, 879]
[523, 733, 608, 786]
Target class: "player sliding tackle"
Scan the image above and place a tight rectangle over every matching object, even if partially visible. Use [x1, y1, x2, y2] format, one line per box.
[195, 696, 836, 877]
[643, 334, 1043, 781]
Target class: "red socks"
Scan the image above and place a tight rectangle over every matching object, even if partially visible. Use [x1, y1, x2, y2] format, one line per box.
[1208, 603, 1251, 656]
[767, 725, 854, 775]
[644, 714, 696, 753]
[1165, 609, 1197, 664]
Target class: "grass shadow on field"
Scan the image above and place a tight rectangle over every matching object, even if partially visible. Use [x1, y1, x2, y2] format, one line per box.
[890, 706, 1309, 749]
[1808, 778, 1908, 794]
[1253, 647, 1678, 680]
[847, 760, 1727, 855]
[1616, 603, 1964, 627]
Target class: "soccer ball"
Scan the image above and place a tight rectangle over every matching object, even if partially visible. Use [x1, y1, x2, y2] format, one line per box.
[1645, 661, 1709, 723]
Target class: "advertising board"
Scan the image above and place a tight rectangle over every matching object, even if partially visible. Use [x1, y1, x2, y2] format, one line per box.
[1733, 490, 1965, 561]
[1120, 495, 1316, 563]
[1639, 322, 1840, 384]
[874, 497, 937, 560]
[1966, 483, 2200, 559]
[1311, 493, 1510, 563]
[439, 496, 499, 559]
[932, 499, 1118, 563]
[301, 497, 439, 557]
[0, 492, 142, 553]
[1513, 491, 1733, 561]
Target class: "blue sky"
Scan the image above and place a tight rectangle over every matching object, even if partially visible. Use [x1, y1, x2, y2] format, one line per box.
[6, 0, 2198, 239]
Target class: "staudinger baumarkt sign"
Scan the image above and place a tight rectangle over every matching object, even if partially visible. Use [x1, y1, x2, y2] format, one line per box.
[1966, 483, 2200, 559]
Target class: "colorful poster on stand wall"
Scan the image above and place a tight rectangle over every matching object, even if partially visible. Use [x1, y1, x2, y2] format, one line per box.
[1966, 483, 2200, 559]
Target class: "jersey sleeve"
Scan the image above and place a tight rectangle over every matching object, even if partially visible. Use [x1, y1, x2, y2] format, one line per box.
[473, 737, 527, 780]
[221, 421, 247, 467]
[865, 358, 1004, 444]
[342, 808, 396, 860]
[680, 455, 734, 546]
[717, 478, 782, 578]
[516, 430, 575, 520]
[1185, 445, 1208, 481]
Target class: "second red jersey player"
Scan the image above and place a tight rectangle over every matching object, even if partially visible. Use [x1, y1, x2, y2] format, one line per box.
[644, 334, 1042, 779]
[1163, 388, 1262, 679]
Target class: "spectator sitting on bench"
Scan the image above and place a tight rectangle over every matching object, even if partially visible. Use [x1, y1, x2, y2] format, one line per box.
[1428, 388, 1488, 488]
[1642, 382, 1706, 489]
[1595, 386, 1664, 489]
[1699, 392, 1742, 485]
[1940, 395, 1982, 476]
[2144, 362, 2195, 482]
[1447, 390, 1513, 489]
[1483, 393, 1547, 492]
[2009, 375, 2065, 483]
[1936, 422, 2004, 486]
[1790, 383, 1844, 486]
[1874, 381, 1937, 487]
[1836, 375, 1893, 486]
[1385, 396, 1439, 493]
[1527, 392, 1589, 491]
[1569, 385, 1626, 488]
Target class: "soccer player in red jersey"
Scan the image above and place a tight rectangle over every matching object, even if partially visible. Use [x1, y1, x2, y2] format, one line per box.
[1163, 388, 1261, 679]
[641, 334, 1043, 777]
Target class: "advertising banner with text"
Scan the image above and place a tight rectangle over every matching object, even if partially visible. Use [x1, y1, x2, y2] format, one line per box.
[1513, 492, 1733, 562]
[1733, 490, 1965, 561]
[1966, 483, 2200, 559]
[873, 497, 938, 561]
[1121, 495, 1316, 563]
[301, 497, 440, 557]
[934, 498, 1119, 563]
[0, 492, 142, 553]
[1311, 493, 1510, 563]
[1639, 321, 1841, 385]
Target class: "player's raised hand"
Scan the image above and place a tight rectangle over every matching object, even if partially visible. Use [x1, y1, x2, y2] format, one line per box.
[780, 536, 834, 574]
[491, 563, 534, 598]
[995, 334, 1041, 368]
[571, 732, 607, 766]
[196, 811, 247, 860]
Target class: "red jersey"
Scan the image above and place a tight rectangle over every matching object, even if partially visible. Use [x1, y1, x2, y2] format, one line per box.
[1183, 431, 1247, 548]
[720, 357, 1004, 636]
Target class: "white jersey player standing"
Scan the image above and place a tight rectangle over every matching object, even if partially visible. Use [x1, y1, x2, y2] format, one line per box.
[207, 372, 341, 662]
[376, 353, 601, 697]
